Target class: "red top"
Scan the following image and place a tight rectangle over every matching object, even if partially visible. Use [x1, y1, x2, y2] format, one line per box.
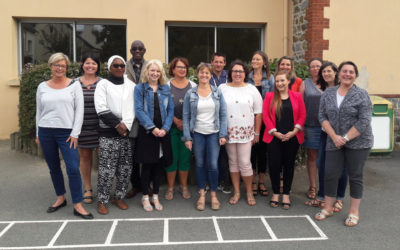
[262, 90, 306, 144]
[290, 77, 302, 92]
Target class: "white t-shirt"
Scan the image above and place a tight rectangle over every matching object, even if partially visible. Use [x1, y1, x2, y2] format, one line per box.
[219, 84, 263, 143]
[194, 93, 218, 134]
[336, 90, 345, 108]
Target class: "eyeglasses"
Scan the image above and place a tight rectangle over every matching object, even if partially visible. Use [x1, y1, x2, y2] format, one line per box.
[112, 64, 126, 69]
[131, 46, 145, 51]
[52, 64, 67, 69]
[232, 70, 245, 74]
[175, 66, 187, 70]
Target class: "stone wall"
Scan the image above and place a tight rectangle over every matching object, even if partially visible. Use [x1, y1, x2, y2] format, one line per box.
[292, 0, 308, 63]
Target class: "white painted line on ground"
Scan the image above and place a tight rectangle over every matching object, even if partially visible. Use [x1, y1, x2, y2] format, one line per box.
[0, 222, 14, 238]
[212, 216, 223, 242]
[104, 220, 118, 245]
[305, 215, 328, 239]
[163, 219, 169, 243]
[260, 216, 277, 240]
[47, 221, 67, 247]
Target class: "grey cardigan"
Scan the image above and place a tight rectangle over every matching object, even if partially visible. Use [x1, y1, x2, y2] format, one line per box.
[319, 85, 373, 151]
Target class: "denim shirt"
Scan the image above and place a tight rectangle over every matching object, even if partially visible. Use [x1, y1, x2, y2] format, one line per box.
[134, 82, 174, 132]
[248, 71, 275, 98]
[209, 70, 228, 87]
[182, 85, 228, 141]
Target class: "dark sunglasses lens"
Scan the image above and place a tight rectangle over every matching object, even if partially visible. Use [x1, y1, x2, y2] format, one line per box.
[112, 64, 125, 69]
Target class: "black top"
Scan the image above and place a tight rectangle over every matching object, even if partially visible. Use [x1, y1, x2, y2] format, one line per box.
[153, 92, 162, 128]
[276, 98, 294, 134]
[256, 85, 262, 96]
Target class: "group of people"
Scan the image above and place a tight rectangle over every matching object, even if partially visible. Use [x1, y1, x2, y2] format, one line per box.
[35, 40, 372, 228]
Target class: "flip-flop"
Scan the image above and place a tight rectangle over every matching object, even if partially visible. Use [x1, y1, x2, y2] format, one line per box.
[345, 214, 359, 227]
[315, 209, 333, 221]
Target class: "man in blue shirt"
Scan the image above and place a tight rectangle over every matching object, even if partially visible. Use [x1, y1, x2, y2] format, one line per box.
[209, 52, 228, 87]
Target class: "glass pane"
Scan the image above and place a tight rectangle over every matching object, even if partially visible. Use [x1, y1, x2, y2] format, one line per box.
[168, 26, 214, 67]
[21, 23, 73, 66]
[217, 28, 262, 66]
[75, 24, 126, 63]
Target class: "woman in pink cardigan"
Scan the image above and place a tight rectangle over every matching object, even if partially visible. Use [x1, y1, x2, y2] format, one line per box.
[263, 70, 306, 209]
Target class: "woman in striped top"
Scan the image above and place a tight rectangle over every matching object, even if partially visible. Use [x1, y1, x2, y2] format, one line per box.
[78, 54, 101, 204]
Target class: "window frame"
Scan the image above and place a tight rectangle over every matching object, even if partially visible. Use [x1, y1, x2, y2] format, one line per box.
[18, 19, 127, 74]
[165, 22, 265, 64]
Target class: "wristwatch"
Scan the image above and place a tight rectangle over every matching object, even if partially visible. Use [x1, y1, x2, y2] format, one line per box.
[343, 134, 350, 142]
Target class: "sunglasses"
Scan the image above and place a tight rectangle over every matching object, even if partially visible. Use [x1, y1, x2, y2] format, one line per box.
[131, 46, 145, 51]
[112, 64, 126, 69]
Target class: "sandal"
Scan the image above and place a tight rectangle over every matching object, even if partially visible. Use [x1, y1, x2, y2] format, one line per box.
[229, 192, 240, 205]
[151, 195, 163, 211]
[281, 195, 290, 210]
[246, 192, 256, 206]
[252, 182, 258, 196]
[315, 209, 333, 221]
[83, 189, 93, 204]
[164, 187, 174, 200]
[258, 183, 269, 196]
[333, 200, 344, 213]
[306, 186, 317, 199]
[142, 195, 153, 212]
[197, 195, 206, 211]
[211, 196, 220, 211]
[304, 199, 322, 207]
[180, 186, 191, 199]
[345, 214, 359, 227]
[269, 200, 279, 208]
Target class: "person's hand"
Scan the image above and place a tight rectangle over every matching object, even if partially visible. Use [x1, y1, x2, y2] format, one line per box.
[66, 136, 78, 149]
[332, 134, 346, 149]
[116, 122, 128, 136]
[282, 131, 296, 141]
[273, 132, 285, 141]
[158, 129, 166, 137]
[35, 137, 40, 146]
[152, 127, 160, 137]
[252, 135, 260, 144]
[185, 140, 192, 151]
[219, 138, 226, 146]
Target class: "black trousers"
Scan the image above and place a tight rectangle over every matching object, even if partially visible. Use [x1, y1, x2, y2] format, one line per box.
[267, 137, 299, 195]
[141, 162, 163, 195]
[251, 124, 267, 174]
[129, 138, 141, 189]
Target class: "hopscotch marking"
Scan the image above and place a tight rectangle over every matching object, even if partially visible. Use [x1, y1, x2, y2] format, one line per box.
[0, 215, 328, 249]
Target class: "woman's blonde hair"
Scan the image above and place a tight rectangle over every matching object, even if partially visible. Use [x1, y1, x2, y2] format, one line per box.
[48, 52, 70, 68]
[196, 62, 212, 74]
[139, 59, 167, 85]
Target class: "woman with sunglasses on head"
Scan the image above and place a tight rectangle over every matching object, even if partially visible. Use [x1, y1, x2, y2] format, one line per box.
[299, 58, 323, 201]
[315, 61, 372, 227]
[219, 60, 263, 206]
[248, 51, 275, 197]
[263, 70, 306, 210]
[277, 56, 303, 92]
[309, 62, 348, 211]
[77, 54, 102, 204]
[94, 55, 135, 215]
[135, 59, 174, 212]
[164, 57, 196, 201]
[183, 63, 227, 211]
[36, 52, 93, 219]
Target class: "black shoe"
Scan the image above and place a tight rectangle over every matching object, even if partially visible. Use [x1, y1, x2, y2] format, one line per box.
[73, 209, 94, 219]
[46, 199, 67, 213]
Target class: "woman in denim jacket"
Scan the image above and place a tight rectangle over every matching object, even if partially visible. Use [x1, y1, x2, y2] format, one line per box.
[182, 63, 228, 211]
[134, 59, 174, 212]
[248, 51, 275, 197]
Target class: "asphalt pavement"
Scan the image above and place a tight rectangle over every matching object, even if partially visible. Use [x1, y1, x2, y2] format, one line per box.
[0, 140, 399, 250]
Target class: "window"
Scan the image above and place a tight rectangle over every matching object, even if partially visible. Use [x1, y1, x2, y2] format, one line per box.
[166, 24, 264, 66]
[19, 20, 126, 71]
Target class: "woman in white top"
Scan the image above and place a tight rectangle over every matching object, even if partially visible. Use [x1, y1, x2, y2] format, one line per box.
[219, 60, 263, 206]
[182, 63, 227, 211]
[35, 52, 93, 219]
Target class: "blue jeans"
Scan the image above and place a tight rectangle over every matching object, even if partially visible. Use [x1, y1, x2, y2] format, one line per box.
[38, 127, 83, 204]
[317, 131, 348, 200]
[193, 132, 220, 191]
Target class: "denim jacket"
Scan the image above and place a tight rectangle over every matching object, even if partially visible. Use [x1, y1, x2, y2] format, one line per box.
[248, 71, 275, 98]
[134, 82, 174, 132]
[182, 85, 227, 141]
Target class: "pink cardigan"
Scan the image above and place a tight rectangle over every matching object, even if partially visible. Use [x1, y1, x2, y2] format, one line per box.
[262, 90, 306, 144]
